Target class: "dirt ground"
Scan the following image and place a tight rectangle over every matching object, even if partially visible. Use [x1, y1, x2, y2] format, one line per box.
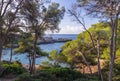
[80, 59, 105, 74]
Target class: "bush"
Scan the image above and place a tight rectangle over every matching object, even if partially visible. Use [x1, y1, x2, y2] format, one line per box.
[112, 58, 120, 81]
[37, 67, 85, 81]
[46, 68, 82, 78]
[15, 67, 99, 81]
[15, 73, 33, 81]
[2, 61, 25, 75]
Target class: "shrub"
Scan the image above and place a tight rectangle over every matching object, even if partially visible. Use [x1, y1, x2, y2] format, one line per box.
[15, 73, 32, 81]
[2, 61, 25, 75]
[15, 67, 99, 81]
[37, 67, 85, 81]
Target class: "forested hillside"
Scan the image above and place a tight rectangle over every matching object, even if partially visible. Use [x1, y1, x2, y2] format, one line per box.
[47, 20, 120, 81]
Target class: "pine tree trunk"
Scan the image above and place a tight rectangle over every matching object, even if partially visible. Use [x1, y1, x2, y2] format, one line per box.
[29, 53, 32, 73]
[0, 39, 3, 77]
[0, 40, 3, 65]
[31, 32, 38, 74]
[109, 14, 118, 81]
[77, 51, 92, 75]
[97, 38, 103, 81]
[10, 41, 13, 62]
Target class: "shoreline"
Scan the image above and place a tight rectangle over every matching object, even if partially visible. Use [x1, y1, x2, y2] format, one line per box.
[22, 64, 40, 70]
[5, 37, 72, 48]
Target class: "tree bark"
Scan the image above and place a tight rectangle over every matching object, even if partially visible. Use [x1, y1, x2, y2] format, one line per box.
[77, 50, 92, 75]
[97, 38, 104, 81]
[0, 41, 3, 65]
[10, 41, 13, 62]
[28, 53, 32, 73]
[109, 24, 115, 81]
[31, 31, 38, 74]
[0, 39, 3, 77]
[109, 14, 118, 81]
[68, 10, 103, 78]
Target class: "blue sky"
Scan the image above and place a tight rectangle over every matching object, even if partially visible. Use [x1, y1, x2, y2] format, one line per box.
[46, 0, 99, 34]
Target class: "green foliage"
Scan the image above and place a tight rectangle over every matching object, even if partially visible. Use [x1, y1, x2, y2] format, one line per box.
[39, 21, 120, 80]
[15, 73, 32, 81]
[40, 49, 67, 69]
[101, 48, 109, 60]
[60, 39, 97, 69]
[56, 22, 112, 70]
[43, 68, 84, 79]
[15, 67, 100, 81]
[74, 76, 99, 81]
[14, 32, 48, 57]
[113, 58, 120, 81]
[20, 1, 65, 35]
[39, 61, 54, 69]
[15, 67, 85, 81]
[36, 47, 48, 56]
[44, 23, 111, 69]
[101, 57, 120, 81]
[101, 47, 120, 61]
[49, 50, 66, 64]
[2, 61, 25, 75]
[14, 33, 33, 53]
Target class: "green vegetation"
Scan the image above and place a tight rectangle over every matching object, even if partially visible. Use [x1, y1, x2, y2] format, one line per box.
[15, 67, 99, 81]
[42, 21, 120, 81]
[0, 0, 65, 74]
[0, 19, 120, 81]
[0, 0, 120, 81]
[1, 61, 25, 76]
[45, 22, 110, 68]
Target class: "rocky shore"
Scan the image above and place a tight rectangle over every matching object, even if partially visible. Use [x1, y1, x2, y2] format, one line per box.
[6, 37, 72, 48]
[37, 37, 72, 44]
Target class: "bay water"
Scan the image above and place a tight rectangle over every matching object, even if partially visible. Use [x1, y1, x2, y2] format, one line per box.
[2, 34, 78, 64]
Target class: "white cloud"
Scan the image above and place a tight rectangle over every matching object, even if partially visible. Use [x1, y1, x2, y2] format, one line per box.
[46, 25, 84, 34]
[59, 26, 84, 34]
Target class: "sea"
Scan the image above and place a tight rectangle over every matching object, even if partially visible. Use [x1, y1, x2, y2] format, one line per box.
[2, 34, 78, 64]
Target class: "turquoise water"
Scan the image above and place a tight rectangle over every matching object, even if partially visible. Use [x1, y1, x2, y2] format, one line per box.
[2, 34, 78, 64]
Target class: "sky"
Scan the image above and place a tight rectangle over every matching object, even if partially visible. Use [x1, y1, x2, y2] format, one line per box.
[46, 0, 99, 34]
